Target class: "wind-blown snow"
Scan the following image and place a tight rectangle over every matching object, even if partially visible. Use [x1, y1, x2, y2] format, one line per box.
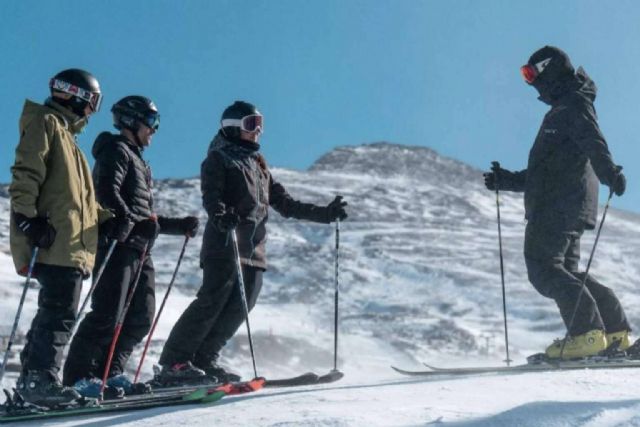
[2, 142, 640, 426]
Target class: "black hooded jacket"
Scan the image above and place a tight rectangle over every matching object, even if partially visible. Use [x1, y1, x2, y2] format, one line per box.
[501, 68, 619, 229]
[92, 132, 184, 251]
[200, 132, 331, 269]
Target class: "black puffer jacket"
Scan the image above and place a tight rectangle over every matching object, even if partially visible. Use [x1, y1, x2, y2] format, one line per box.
[200, 133, 331, 269]
[92, 132, 184, 251]
[500, 68, 619, 230]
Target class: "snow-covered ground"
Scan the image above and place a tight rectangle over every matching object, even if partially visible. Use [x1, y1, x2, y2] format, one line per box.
[11, 370, 640, 426]
[3, 142, 640, 426]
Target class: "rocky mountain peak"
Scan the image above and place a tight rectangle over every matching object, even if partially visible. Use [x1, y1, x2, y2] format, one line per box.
[309, 142, 482, 186]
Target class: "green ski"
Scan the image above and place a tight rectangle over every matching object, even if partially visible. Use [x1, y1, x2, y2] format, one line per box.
[0, 385, 225, 423]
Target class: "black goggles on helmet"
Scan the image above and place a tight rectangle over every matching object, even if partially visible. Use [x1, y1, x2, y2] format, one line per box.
[49, 78, 103, 112]
[141, 112, 160, 130]
[221, 114, 263, 133]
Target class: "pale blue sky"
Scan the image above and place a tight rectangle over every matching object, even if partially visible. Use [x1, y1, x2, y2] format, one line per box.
[2, 0, 640, 211]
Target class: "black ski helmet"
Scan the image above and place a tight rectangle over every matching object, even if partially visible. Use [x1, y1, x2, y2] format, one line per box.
[49, 68, 102, 117]
[111, 96, 160, 132]
[220, 101, 261, 138]
[526, 46, 575, 83]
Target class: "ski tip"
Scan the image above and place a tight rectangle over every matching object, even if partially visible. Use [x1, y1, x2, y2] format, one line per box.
[421, 363, 439, 370]
[263, 372, 320, 388]
[317, 370, 344, 383]
[391, 366, 427, 376]
[300, 372, 320, 380]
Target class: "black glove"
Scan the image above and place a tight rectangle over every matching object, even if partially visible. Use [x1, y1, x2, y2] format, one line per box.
[214, 211, 240, 232]
[14, 212, 56, 249]
[325, 196, 348, 222]
[102, 216, 135, 243]
[483, 171, 498, 191]
[612, 168, 626, 197]
[131, 218, 161, 240]
[483, 163, 511, 191]
[179, 216, 200, 237]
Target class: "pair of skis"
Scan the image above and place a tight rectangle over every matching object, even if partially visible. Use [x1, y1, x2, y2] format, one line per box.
[392, 353, 640, 377]
[0, 369, 346, 423]
[0, 377, 265, 423]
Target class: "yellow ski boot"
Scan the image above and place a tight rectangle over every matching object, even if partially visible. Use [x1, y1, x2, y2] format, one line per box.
[606, 330, 631, 351]
[545, 329, 607, 360]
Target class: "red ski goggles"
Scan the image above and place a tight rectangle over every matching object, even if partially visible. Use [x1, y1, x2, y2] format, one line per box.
[221, 114, 263, 133]
[520, 57, 552, 84]
[49, 78, 103, 112]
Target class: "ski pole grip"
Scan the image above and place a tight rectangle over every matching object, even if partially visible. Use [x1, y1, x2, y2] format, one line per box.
[491, 161, 501, 189]
[609, 165, 623, 198]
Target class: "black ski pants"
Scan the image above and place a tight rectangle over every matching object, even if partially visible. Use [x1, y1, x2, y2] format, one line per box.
[524, 220, 630, 336]
[63, 244, 155, 385]
[159, 259, 263, 367]
[20, 264, 83, 377]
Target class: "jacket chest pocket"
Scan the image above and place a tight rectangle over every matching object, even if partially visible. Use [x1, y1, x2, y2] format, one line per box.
[530, 122, 562, 170]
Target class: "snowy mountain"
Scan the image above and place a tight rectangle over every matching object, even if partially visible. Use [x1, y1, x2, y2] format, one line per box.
[3, 142, 640, 425]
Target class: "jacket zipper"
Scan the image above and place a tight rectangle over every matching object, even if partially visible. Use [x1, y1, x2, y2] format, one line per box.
[73, 139, 87, 269]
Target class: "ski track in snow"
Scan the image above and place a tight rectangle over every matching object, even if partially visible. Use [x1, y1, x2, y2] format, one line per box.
[2, 143, 640, 426]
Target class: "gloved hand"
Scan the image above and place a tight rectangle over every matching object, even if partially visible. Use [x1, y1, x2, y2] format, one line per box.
[612, 168, 626, 197]
[13, 212, 56, 249]
[179, 216, 200, 237]
[102, 216, 135, 243]
[132, 217, 161, 240]
[214, 211, 241, 232]
[483, 171, 498, 191]
[325, 196, 348, 222]
[483, 163, 511, 191]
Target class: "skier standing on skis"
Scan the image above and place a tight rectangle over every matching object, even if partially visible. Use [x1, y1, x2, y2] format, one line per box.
[157, 101, 348, 384]
[484, 46, 630, 359]
[8, 69, 113, 406]
[62, 96, 199, 395]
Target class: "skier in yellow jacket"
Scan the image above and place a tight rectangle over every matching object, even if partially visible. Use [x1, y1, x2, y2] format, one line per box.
[9, 69, 113, 407]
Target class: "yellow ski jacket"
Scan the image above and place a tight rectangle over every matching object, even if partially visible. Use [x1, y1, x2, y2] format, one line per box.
[9, 99, 112, 275]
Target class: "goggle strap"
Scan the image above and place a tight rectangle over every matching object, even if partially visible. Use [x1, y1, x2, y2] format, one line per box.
[221, 115, 263, 132]
[221, 118, 244, 128]
[50, 78, 102, 111]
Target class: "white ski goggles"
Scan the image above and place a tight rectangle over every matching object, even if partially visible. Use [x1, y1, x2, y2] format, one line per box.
[49, 78, 103, 112]
[221, 114, 263, 133]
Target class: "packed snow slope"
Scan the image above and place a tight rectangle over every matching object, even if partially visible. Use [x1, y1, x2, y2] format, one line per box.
[3, 142, 640, 426]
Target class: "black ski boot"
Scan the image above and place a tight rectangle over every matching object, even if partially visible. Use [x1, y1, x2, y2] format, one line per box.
[197, 361, 241, 383]
[625, 338, 640, 359]
[16, 370, 81, 408]
[153, 362, 208, 387]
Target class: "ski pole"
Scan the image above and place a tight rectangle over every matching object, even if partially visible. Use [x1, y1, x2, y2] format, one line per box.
[333, 219, 340, 372]
[230, 229, 258, 379]
[491, 161, 511, 366]
[133, 236, 189, 383]
[0, 247, 39, 384]
[100, 243, 149, 397]
[70, 239, 117, 337]
[560, 188, 615, 359]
